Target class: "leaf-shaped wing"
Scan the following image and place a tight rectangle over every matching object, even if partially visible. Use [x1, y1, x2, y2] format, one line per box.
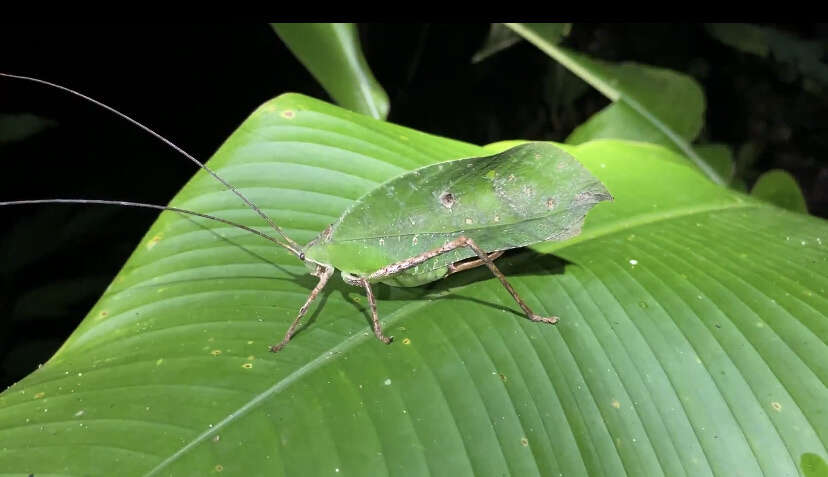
[305, 143, 611, 276]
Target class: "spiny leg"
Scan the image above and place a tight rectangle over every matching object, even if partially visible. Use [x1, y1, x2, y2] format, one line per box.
[460, 238, 558, 324]
[270, 265, 334, 352]
[367, 237, 558, 325]
[447, 250, 504, 275]
[360, 279, 393, 344]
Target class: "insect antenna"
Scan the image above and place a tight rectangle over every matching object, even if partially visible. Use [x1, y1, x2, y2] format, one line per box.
[0, 199, 293, 250]
[0, 72, 303, 258]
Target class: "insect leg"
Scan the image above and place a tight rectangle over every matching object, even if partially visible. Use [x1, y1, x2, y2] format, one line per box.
[367, 237, 558, 325]
[360, 279, 393, 345]
[458, 237, 558, 324]
[270, 265, 335, 352]
[446, 250, 505, 275]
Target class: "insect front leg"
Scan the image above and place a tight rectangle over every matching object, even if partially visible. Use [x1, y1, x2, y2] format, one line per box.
[367, 237, 559, 325]
[270, 264, 335, 352]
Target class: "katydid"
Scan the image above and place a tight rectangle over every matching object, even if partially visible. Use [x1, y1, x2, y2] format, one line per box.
[0, 73, 612, 353]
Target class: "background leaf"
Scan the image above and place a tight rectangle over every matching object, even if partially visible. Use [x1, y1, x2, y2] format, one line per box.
[0, 95, 825, 476]
[751, 169, 809, 213]
[705, 23, 828, 94]
[272, 23, 389, 119]
[0, 113, 57, 143]
[473, 23, 570, 63]
[506, 23, 728, 186]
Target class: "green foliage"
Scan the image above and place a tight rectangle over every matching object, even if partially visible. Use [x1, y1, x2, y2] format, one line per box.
[271, 23, 389, 119]
[506, 23, 732, 186]
[0, 94, 825, 476]
[1, 22, 825, 477]
[706, 23, 828, 94]
[751, 169, 809, 213]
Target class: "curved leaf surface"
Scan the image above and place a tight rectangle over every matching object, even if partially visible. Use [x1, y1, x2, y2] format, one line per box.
[0, 95, 825, 477]
[272, 23, 389, 119]
[751, 169, 809, 214]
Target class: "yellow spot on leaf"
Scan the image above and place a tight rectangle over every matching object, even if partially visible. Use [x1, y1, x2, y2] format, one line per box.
[247, 355, 255, 361]
[520, 437, 529, 447]
[402, 338, 411, 345]
[247, 341, 254, 345]
[156, 359, 164, 366]
[211, 350, 222, 356]
[146, 234, 163, 250]
[771, 401, 782, 412]
[242, 363, 253, 369]
[281, 110, 295, 119]
[215, 464, 224, 472]
[465, 218, 473, 225]
[611, 399, 621, 409]
[34, 392, 45, 399]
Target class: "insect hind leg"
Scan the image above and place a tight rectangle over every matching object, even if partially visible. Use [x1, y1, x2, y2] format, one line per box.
[367, 237, 558, 325]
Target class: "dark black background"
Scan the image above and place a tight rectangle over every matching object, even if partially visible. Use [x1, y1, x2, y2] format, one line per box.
[1, 23, 825, 390]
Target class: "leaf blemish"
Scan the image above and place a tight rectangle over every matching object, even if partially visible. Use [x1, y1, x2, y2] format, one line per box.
[439, 192, 456, 208]
[280, 110, 295, 119]
[546, 198, 556, 209]
[146, 234, 162, 250]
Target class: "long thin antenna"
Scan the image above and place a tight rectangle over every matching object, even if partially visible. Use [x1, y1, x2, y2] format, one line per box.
[0, 72, 303, 257]
[0, 199, 295, 252]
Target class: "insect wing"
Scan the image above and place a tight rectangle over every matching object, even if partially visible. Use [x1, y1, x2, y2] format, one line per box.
[305, 142, 611, 276]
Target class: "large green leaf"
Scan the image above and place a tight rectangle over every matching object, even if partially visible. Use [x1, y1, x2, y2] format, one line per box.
[272, 23, 389, 119]
[0, 95, 825, 476]
[506, 23, 728, 186]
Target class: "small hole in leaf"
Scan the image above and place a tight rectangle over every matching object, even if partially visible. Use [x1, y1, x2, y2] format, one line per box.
[439, 192, 455, 208]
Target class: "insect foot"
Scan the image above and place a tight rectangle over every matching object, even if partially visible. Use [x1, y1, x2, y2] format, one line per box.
[529, 314, 560, 325]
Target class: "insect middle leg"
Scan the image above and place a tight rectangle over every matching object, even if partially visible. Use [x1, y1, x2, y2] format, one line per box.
[270, 264, 335, 352]
[367, 236, 558, 330]
[446, 250, 504, 275]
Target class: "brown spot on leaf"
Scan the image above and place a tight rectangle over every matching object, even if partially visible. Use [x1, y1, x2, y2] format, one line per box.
[440, 192, 456, 208]
[546, 198, 556, 209]
[281, 110, 295, 119]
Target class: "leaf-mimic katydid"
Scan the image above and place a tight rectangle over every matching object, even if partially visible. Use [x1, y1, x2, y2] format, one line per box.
[0, 73, 612, 352]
